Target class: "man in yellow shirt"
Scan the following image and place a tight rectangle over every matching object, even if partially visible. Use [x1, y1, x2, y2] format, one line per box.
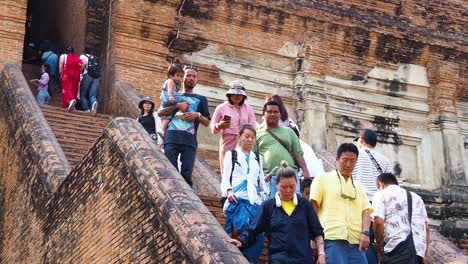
[310, 143, 371, 263]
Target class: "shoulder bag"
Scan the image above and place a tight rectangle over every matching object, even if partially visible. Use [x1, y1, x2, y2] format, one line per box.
[382, 190, 418, 264]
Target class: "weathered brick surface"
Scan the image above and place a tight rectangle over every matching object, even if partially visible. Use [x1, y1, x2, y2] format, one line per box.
[104, 0, 467, 116]
[50, 0, 87, 51]
[85, 0, 109, 58]
[0, 1, 27, 65]
[0, 63, 69, 262]
[428, 229, 468, 263]
[44, 124, 190, 263]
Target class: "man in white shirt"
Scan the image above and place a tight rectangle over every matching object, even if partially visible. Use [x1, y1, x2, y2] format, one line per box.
[373, 173, 430, 264]
[353, 129, 393, 200]
[353, 129, 393, 264]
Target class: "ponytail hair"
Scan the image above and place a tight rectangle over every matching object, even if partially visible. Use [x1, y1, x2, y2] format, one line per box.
[276, 161, 296, 184]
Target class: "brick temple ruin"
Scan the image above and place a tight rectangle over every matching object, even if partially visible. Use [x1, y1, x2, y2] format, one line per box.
[0, 0, 466, 263]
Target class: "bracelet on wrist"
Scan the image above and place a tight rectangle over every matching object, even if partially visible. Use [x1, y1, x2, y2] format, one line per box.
[318, 252, 325, 256]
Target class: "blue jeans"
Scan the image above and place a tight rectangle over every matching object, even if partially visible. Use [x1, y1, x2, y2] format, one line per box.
[80, 74, 99, 110]
[268, 171, 301, 199]
[164, 143, 196, 187]
[37, 90, 50, 105]
[366, 222, 378, 264]
[325, 240, 368, 264]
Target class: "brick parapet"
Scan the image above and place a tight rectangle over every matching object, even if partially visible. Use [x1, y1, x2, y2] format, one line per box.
[43, 121, 190, 263]
[0, 62, 70, 190]
[0, 62, 70, 262]
[99, 117, 246, 263]
[0, 1, 26, 66]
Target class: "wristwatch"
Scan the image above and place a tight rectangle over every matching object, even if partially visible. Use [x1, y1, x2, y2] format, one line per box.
[198, 112, 202, 120]
[318, 252, 325, 256]
[361, 230, 370, 237]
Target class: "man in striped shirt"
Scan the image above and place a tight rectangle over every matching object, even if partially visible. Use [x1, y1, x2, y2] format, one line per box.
[353, 129, 393, 264]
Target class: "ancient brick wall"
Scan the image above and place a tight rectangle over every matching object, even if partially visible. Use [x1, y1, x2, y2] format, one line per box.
[105, 0, 466, 111]
[49, 0, 87, 52]
[0, 1, 27, 65]
[43, 122, 190, 263]
[0, 63, 70, 263]
[85, 0, 110, 58]
[42, 118, 245, 263]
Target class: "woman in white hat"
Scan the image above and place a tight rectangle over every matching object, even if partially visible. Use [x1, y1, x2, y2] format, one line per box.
[137, 96, 162, 143]
[211, 81, 256, 172]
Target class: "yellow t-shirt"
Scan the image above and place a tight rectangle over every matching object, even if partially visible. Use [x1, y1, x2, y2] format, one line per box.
[309, 170, 372, 244]
[281, 200, 295, 216]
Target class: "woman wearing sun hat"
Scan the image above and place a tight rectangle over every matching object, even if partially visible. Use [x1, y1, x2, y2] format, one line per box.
[137, 96, 162, 143]
[211, 81, 257, 172]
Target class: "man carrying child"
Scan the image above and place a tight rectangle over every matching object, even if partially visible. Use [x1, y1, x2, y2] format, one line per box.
[159, 65, 211, 188]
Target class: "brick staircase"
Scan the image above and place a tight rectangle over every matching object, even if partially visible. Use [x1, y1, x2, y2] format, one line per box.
[40, 105, 111, 167]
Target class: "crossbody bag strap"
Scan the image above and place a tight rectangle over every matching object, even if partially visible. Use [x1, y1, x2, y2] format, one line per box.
[44, 52, 53, 61]
[406, 190, 413, 231]
[365, 149, 383, 174]
[229, 150, 238, 186]
[266, 129, 295, 158]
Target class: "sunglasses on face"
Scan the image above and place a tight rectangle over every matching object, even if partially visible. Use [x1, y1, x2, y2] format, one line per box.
[336, 170, 357, 200]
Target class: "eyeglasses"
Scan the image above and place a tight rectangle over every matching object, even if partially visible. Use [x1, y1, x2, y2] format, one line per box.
[336, 170, 357, 200]
[183, 64, 198, 72]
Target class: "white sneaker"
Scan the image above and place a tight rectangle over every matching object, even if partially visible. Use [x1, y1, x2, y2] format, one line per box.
[91, 101, 98, 114]
[67, 99, 76, 112]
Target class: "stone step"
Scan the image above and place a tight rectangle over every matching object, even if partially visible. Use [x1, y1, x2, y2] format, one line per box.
[40, 105, 111, 168]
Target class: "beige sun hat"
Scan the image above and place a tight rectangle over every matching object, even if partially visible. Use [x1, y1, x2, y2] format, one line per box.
[226, 80, 247, 97]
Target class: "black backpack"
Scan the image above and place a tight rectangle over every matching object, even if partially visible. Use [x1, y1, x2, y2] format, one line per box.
[228, 150, 261, 185]
[221, 150, 262, 206]
[85, 54, 101, 78]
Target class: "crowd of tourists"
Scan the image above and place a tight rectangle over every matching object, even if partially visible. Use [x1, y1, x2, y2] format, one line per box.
[136, 64, 430, 264]
[29, 42, 100, 114]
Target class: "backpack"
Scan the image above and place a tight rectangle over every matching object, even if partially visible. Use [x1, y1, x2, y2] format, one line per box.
[85, 54, 101, 78]
[64, 54, 82, 72]
[221, 150, 262, 206]
[229, 150, 261, 185]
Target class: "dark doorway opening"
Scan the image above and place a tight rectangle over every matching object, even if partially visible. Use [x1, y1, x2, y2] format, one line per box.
[23, 0, 61, 64]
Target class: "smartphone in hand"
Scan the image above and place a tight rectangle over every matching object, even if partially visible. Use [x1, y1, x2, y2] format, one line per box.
[222, 115, 231, 122]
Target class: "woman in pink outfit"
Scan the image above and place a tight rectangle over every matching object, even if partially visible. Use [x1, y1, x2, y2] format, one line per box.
[211, 81, 256, 172]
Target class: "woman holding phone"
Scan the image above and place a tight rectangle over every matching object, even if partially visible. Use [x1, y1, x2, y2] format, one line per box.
[211, 81, 257, 172]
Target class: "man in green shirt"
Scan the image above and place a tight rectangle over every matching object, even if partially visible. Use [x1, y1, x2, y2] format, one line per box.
[255, 101, 310, 198]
